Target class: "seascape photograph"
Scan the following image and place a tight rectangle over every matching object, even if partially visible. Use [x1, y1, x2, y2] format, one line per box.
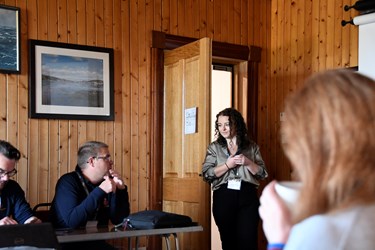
[0, 6, 19, 72]
[41, 54, 104, 108]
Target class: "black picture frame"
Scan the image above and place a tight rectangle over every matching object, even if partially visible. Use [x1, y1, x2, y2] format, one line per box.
[29, 39, 114, 121]
[0, 5, 20, 74]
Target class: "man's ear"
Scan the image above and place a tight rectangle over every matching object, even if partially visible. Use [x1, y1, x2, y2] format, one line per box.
[86, 157, 95, 166]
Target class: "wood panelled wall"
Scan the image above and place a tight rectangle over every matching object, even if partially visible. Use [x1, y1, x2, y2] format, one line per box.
[0, 0, 358, 248]
[265, 0, 358, 183]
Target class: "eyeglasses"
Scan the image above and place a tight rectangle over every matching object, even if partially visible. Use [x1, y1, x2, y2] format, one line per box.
[0, 168, 17, 178]
[94, 155, 112, 162]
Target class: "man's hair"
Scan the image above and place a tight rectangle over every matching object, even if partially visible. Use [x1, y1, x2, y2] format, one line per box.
[77, 141, 108, 168]
[0, 140, 21, 160]
[282, 70, 375, 223]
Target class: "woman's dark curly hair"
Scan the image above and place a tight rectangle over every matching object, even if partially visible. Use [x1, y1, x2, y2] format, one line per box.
[215, 108, 250, 149]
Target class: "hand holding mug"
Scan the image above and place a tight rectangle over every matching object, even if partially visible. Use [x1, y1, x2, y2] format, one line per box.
[259, 180, 293, 244]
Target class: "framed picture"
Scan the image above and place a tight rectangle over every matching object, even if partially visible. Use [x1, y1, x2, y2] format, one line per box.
[0, 5, 20, 74]
[29, 39, 114, 120]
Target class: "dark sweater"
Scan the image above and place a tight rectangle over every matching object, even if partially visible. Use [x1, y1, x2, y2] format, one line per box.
[50, 166, 130, 229]
[0, 180, 34, 224]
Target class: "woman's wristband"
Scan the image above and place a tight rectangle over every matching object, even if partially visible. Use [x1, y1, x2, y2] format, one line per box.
[224, 162, 230, 170]
[267, 243, 285, 250]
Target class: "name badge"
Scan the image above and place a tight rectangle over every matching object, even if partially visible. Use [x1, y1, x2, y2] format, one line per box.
[227, 178, 241, 190]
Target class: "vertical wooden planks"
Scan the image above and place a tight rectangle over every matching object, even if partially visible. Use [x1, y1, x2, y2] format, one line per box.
[256, 0, 271, 178]
[67, 0, 78, 172]
[177, 0, 185, 36]
[199, 0, 207, 37]
[318, 0, 327, 71]
[57, 0, 69, 182]
[349, 0, 358, 66]
[138, 0, 148, 211]
[304, 0, 313, 79]
[213, 0, 221, 41]
[76, 0, 87, 147]
[206, 0, 214, 38]
[16, 0, 29, 196]
[342, 0, 351, 67]
[334, 0, 343, 68]
[95, 0, 106, 145]
[85, 0, 97, 143]
[47, 0, 59, 203]
[233, 0, 241, 44]
[242, 0, 249, 45]
[26, 0, 38, 206]
[311, 0, 320, 73]
[326, 0, 335, 69]
[130, 0, 140, 211]
[37, 0, 49, 205]
[113, 0, 124, 182]
[120, 0, 131, 208]
[6, 0, 18, 192]
[103, 0, 114, 152]
[162, 0, 170, 33]
[5, 0, 17, 157]
[221, 0, 229, 42]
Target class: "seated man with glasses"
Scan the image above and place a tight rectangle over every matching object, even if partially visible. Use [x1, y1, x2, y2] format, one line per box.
[50, 141, 130, 249]
[0, 140, 41, 225]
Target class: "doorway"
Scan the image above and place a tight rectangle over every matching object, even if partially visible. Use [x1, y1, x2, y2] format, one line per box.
[150, 30, 261, 250]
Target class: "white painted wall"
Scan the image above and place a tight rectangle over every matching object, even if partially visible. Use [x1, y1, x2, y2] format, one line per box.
[355, 12, 375, 80]
[210, 67, 232, 250]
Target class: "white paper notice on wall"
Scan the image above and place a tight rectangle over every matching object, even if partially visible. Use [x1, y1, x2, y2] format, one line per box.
[185, 107, 197, 134]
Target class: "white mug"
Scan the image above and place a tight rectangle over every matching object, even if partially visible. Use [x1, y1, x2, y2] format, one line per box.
[274, 181, 301, 210]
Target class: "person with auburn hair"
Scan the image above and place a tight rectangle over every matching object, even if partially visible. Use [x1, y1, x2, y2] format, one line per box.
[202, 107, 268, 250]
[259, 70, 375, 250]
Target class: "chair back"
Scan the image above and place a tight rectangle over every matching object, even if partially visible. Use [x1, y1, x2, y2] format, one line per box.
[32, 202, 52, 223]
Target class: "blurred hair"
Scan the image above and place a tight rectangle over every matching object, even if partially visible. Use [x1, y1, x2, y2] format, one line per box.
[0, 140, 21, 161]
[77, 141, 108, 168]
[281, 70, 375, 223]
[215, 107, 250, 149]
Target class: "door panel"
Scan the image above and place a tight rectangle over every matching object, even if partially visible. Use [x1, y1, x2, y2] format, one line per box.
[163, 38, 211, 250]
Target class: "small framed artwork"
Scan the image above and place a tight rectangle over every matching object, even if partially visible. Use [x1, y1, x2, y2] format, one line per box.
[0, 5, 20, 74]
[29, 39, 114, 120]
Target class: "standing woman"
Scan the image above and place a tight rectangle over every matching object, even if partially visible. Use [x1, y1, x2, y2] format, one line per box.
[202, 108, 268, 250]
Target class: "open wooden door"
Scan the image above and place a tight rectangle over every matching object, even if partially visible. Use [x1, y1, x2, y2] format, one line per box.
[162, 37, 211, 250]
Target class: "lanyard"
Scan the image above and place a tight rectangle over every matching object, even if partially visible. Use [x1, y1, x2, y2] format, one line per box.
[225, 149, 239, 176]
[76, 171, 90, 196]
[76, 171, 99, 219]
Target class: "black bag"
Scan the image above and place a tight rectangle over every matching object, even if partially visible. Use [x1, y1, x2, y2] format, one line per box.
[123, 210, 195, 229]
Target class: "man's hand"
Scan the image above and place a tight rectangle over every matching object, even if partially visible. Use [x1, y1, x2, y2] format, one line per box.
[99, 176, 117, 193]
[24, 216, 42, 224]
[109, 169, 126, 190]
[0, 216, 18, 225]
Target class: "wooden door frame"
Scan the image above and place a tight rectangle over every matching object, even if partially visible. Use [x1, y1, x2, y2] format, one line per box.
[149, 30, 261, 248]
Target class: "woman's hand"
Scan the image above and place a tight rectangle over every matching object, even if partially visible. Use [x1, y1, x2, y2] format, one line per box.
[226, 154, 237, 168]
[233, 154, 259, 174]
[259, 180, 292, 244]
[232, 154, 250, 166]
